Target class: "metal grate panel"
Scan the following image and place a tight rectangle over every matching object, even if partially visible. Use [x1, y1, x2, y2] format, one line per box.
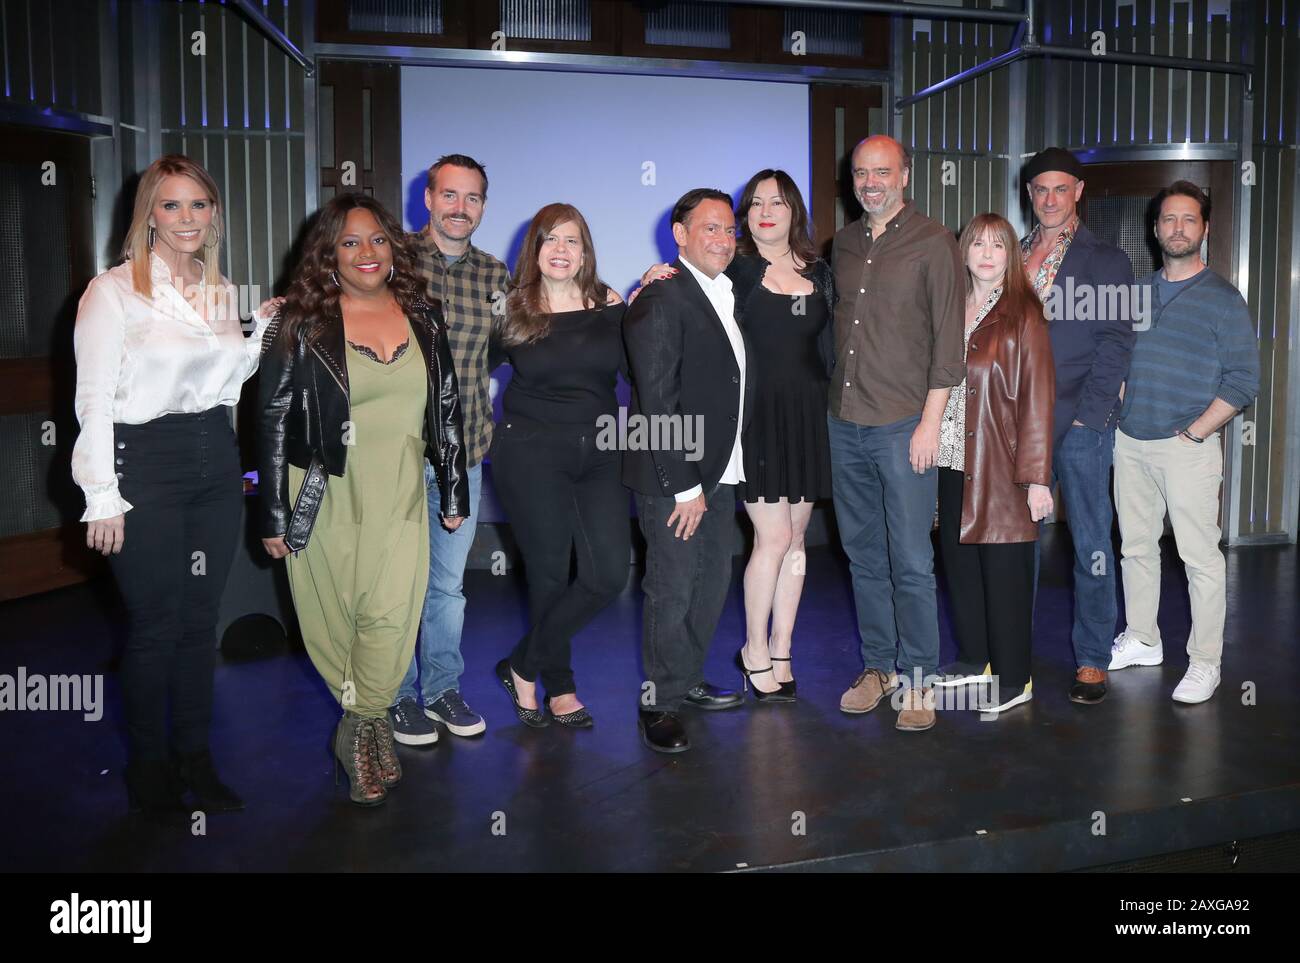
[782, 9, 863, 57]
[0, 158, 72, 360]
[346, 0, 444, 34]
[644, 2, 729, 49]
[0, 413, 62, 537]
[501, 0, 592, 41]
[1086, 195, 1159, 279]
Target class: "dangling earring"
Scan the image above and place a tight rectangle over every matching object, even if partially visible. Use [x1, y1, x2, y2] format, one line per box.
[147, 226, 156, 249]
[388, 265, 395, 282]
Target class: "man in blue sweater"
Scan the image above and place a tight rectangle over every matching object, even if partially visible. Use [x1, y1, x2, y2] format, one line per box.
[1019, 148, 1135, 705]
[1110, 181, 1259, 704]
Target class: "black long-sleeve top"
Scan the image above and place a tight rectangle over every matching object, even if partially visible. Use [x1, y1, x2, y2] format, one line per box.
[488, 303, 628, 426]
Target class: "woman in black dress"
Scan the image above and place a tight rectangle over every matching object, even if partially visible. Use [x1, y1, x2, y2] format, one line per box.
[635, 171, 833, 700]
[728, 171, 833, 700]
[489, 203, 628, 728]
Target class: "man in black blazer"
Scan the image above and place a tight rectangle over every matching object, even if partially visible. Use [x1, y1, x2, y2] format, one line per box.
[623, 188, 754, 753]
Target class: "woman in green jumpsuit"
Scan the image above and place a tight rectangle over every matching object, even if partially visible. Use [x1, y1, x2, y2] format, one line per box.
[259, 195, 469, 806]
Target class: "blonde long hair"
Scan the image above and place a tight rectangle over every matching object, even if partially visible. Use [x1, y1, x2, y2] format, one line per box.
[122, 154, 225, 296]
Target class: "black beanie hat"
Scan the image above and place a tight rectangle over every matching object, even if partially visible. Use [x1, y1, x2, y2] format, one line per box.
[1023, 147, 1084, 183]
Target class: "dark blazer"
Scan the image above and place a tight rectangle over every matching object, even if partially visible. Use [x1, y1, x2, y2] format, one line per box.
[724, 253, 836, 375]
[621, 258, 755, 498]
[258, 298, 469, 550]
[1042, 221, 1136, 447]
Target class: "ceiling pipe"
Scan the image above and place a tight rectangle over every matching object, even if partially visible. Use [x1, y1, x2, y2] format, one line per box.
[225, 0, 315, 75]
[697, 0, 1030, 25]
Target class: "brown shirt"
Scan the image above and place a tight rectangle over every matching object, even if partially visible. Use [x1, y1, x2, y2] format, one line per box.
[830, 202, 966, 426]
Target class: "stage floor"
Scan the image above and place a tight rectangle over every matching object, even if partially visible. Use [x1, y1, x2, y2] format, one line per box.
[2, 528, 1298, 872]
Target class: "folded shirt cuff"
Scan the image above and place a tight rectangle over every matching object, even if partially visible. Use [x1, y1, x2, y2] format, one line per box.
[674, 484, 703, 503]
[80, 491, 134, 523]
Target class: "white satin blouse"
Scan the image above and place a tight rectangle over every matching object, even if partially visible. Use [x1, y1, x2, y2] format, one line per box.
[72, 253, 271, 521]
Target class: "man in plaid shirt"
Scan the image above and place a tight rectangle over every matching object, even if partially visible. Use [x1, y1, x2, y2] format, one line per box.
[390, 154, 510, 744]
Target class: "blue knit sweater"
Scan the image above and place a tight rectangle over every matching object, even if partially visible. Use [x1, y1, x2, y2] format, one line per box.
[1119, 267, 1260, 441]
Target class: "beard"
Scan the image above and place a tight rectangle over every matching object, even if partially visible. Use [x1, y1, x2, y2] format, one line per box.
[1159, 234, 1201, 259]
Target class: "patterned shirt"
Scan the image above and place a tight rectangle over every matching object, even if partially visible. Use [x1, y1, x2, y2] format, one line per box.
[1020, 215, 1079, 299]
[938, 287, 1002, 472]
[412, 230, 511, 467]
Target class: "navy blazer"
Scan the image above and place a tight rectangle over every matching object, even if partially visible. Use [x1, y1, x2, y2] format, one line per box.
[621, 258, 755, 499]
[1040, 221, 1136, 448]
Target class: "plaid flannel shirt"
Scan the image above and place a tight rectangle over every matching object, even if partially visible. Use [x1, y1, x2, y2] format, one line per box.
[412, 229, 510, 467]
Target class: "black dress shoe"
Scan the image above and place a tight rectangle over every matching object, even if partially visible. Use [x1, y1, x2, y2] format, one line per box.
[638, 710, 690, 753]
[173, 750, 245, 812]
[126, 760, 188, 819]
[1069, 667, 1108, 705]
[682, 682, 743, 711]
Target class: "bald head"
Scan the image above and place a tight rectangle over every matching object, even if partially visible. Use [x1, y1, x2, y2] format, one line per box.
[851, 135, 910, 224]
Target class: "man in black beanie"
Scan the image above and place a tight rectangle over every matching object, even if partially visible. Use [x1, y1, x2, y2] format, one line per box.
[1020, 147, 1135, 705]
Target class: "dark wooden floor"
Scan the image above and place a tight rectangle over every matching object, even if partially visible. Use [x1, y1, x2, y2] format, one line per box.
[2, 527, 1297, 872]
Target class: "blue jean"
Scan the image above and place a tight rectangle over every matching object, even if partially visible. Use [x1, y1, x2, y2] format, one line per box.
[1049, 425, 1119, 670]
[828, 413, 940, 683]
[397, 461, 483, 705]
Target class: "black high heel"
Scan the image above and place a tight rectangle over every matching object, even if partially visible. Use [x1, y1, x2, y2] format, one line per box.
[495, 658, 549, 728]
[770, 655, 797, 698]
[734, 648, 796, 703]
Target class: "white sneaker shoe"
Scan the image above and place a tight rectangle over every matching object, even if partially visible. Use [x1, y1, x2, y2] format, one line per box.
[1172, 663, 1221, 703]
[979, 679, 1033, 716]
[1109, 630, 1163, 670]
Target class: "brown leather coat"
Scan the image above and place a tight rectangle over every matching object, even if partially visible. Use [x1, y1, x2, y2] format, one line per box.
[959, 298, 1055, 543]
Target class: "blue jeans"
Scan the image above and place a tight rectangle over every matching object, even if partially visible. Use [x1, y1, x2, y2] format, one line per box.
[1050, 425, 1119, 670]
[397, 461, 483, 705]
[828, 413, 940, 684]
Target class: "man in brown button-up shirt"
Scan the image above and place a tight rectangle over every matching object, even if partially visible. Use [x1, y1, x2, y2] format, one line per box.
[830, 135, 965, 732]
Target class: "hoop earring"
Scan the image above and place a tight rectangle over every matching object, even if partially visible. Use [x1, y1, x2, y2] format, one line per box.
[388, 265, 395, 282]
[147, 226, 156, 250]
[331, 271, 341, 288]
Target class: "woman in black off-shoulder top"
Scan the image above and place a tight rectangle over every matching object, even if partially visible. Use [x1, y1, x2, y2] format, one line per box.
[488, 203, 629, 730]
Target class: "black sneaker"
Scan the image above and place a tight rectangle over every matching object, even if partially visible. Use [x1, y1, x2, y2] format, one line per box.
[389, 697, 439, 746]
[426, 690, 487, 737]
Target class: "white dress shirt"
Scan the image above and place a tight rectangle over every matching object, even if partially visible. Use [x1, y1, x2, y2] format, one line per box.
[675, 256, 746, 502]
[72, 253, 270, 521]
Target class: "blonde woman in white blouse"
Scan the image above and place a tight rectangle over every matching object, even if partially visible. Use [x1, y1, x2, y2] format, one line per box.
[73, 154, 270, 817]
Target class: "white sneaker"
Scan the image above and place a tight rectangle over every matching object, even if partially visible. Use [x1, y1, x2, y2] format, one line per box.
[1172, 663, 1221, 703]
[978, 679, 1033, 716]
[1109, 630, 1163, 670]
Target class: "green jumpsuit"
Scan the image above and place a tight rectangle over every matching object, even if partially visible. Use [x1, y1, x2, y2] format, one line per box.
[286, 326, 430, 718]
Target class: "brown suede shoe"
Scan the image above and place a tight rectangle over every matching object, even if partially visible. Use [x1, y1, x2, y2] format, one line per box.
[840, 668, 899, 714]
[1070, 666, 1108, 704]
[895, 686, 936, 731]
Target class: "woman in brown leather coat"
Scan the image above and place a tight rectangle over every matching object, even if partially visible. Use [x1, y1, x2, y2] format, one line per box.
[934, 213, 1055, 714]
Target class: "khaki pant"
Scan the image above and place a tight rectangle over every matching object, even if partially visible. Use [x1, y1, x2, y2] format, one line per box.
[1113, 428, 1226, 666]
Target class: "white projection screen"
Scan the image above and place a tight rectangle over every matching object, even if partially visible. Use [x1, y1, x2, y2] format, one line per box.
[399, 65, 812, 296]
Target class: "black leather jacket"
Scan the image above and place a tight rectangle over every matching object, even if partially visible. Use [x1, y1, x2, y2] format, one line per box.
[258, 298, 469, 550]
